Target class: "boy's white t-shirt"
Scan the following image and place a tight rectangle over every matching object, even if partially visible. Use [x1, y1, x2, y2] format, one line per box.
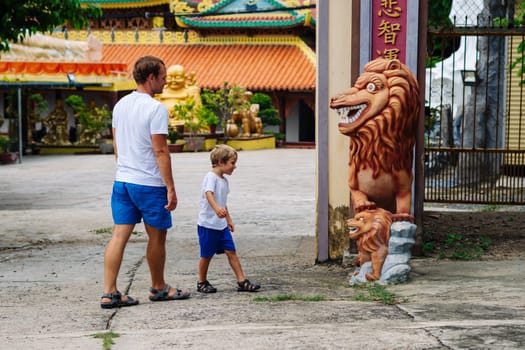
[112, 91, 169, 187]
[198, 171, 229, 230]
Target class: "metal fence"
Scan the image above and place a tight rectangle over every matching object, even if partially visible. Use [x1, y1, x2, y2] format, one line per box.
[425, 9, 525, 204]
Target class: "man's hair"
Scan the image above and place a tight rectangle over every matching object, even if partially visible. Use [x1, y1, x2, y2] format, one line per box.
[210, 144, 237, 167]
[133, 56, 165, 84]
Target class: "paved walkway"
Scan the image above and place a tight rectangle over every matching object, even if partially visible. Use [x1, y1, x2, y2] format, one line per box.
[0, 149, 524, 349]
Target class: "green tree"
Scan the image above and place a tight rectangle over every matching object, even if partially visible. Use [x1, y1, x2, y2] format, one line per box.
[250, 92, 280, 126]
[0, 0, 101, 52]
[427, 0, 460, 67]
[201, 82, 250, 130]
[510, 1, 525, 84]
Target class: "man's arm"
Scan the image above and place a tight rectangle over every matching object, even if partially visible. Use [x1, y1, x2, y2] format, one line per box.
[151, 133, 177, 211]
[112, 128, 118, 160]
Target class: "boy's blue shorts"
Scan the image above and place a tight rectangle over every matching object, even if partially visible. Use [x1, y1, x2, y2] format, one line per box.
[197, 225, 236, 258]
[111, 181, 172, 230]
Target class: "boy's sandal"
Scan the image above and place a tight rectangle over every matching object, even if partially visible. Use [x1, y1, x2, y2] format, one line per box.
[100, 291, 139, 309]
[197, 280, 217, 293]
[149, 283, 191, 301]
[237, 279, 261, 292]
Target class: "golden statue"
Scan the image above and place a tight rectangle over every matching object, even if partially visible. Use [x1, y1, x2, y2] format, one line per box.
[227, 90, 262, 138]
[156, 64, 202, 128]
[41, 99, 70, 145]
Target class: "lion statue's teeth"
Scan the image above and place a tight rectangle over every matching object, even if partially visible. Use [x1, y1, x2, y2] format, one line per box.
[337, 107, 349, 118]
[348, 226, 359, 234]
[339, 104, 366, 124]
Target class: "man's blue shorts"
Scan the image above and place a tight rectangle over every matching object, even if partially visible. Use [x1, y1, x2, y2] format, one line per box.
[197, 225, 236, 258]
[111, 181, 172, 230]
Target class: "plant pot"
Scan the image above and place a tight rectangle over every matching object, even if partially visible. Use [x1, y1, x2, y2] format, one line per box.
[184, 136, 205, 152]
[0, 152, 18, 164]
[168, 142, 185, 153]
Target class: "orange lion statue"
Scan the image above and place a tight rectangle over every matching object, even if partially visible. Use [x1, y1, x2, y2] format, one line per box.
[347, 208, 392, 281]
[330, 58, 419, 221]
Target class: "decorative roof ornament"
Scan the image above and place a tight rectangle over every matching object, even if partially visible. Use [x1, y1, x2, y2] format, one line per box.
[170, 0, 315, 29]
[170, 0, 196, 14]
[246, 0, 258, 11]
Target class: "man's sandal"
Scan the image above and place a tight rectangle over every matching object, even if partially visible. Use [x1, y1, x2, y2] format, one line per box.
[149, 283, 191, 301]
[100, 291, 139, 309]
[237, 279, 261, 292]
[197, 280, 217, 293]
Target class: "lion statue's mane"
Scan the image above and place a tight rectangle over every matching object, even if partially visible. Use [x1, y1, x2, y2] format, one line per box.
[350, 60, 419, 177]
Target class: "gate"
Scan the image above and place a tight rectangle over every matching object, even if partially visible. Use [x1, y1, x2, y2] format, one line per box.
[425, 2, 525, 205]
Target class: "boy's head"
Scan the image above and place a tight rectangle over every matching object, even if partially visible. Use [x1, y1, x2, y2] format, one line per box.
[210, 144, 237, 167]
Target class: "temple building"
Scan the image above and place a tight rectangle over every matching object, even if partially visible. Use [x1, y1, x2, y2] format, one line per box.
[0, 0, 316, 152]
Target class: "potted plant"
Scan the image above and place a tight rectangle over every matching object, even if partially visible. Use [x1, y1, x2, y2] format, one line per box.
[65, 95, 112, 147]
[172, 97, 205, 151]
[0, 135, 18, 164]
[197, 107, 219, 134]
[167, 128, 184, 152]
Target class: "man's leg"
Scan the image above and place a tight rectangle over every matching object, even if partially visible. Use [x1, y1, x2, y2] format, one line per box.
[145, 224, 168, 291]
[145, 224, 190, 297]
[102, 224, 135, 303]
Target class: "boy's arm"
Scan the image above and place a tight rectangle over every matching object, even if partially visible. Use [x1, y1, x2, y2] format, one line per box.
[225, 208, 234, 232]
[205, 191, 228, 218]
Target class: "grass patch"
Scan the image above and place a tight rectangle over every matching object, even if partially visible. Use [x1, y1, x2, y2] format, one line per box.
[91, 227, 142, 235]
[352, 283, 399, 305]
[92, 227, 112, 234]
[480, 204, 501, 212]
[253, 294, 326, 302]
[438, 233, 492, 260]
[92, 331, 120, 350]
[422, 241, 435, 255]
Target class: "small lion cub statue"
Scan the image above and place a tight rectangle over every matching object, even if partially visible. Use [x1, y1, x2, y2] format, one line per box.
[347, 208, 392, 281]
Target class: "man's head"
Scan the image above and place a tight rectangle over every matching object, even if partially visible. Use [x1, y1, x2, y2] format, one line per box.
[133, 56, 165, 85]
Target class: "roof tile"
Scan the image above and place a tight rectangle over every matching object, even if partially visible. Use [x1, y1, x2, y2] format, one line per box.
[102, 43, 315, 91]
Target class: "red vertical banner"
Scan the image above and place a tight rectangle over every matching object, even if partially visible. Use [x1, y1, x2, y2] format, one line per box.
[371, 0, 408, 63]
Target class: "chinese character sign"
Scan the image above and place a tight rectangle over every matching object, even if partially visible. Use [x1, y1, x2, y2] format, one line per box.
[372, 0, 407, 62]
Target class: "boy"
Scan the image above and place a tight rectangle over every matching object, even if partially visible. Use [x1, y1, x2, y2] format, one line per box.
[196, 145, 261, 293]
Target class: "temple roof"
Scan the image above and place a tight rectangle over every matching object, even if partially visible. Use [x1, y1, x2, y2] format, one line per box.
[0, 34, 316, 92]
[82, 0, 316, 27]
[102, 42, 315, 91]
[81, 0, 169, 8]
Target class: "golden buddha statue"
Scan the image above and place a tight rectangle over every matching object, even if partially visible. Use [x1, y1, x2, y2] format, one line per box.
[156, 64, 202, 128]
[41, 99, 70, 145]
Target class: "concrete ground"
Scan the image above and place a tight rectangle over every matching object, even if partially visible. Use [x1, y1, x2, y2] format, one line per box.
[0, 149, 524, 350]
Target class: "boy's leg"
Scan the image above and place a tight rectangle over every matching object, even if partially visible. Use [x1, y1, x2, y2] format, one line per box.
[198, 257, 212, 283]
[145, 223, 189, 297]
[224, 250, 246, 282]
[103, 224, 135, 303]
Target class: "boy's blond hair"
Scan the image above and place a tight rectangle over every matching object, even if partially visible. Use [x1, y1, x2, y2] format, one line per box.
[210, 144, 237, 167]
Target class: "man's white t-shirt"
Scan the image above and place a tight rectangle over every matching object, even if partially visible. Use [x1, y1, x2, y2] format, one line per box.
[112, 91, 169, 187]
[198, 171, 229, 230]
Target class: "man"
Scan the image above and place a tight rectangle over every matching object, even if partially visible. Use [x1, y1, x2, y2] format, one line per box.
[101, 56, 190, 309]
